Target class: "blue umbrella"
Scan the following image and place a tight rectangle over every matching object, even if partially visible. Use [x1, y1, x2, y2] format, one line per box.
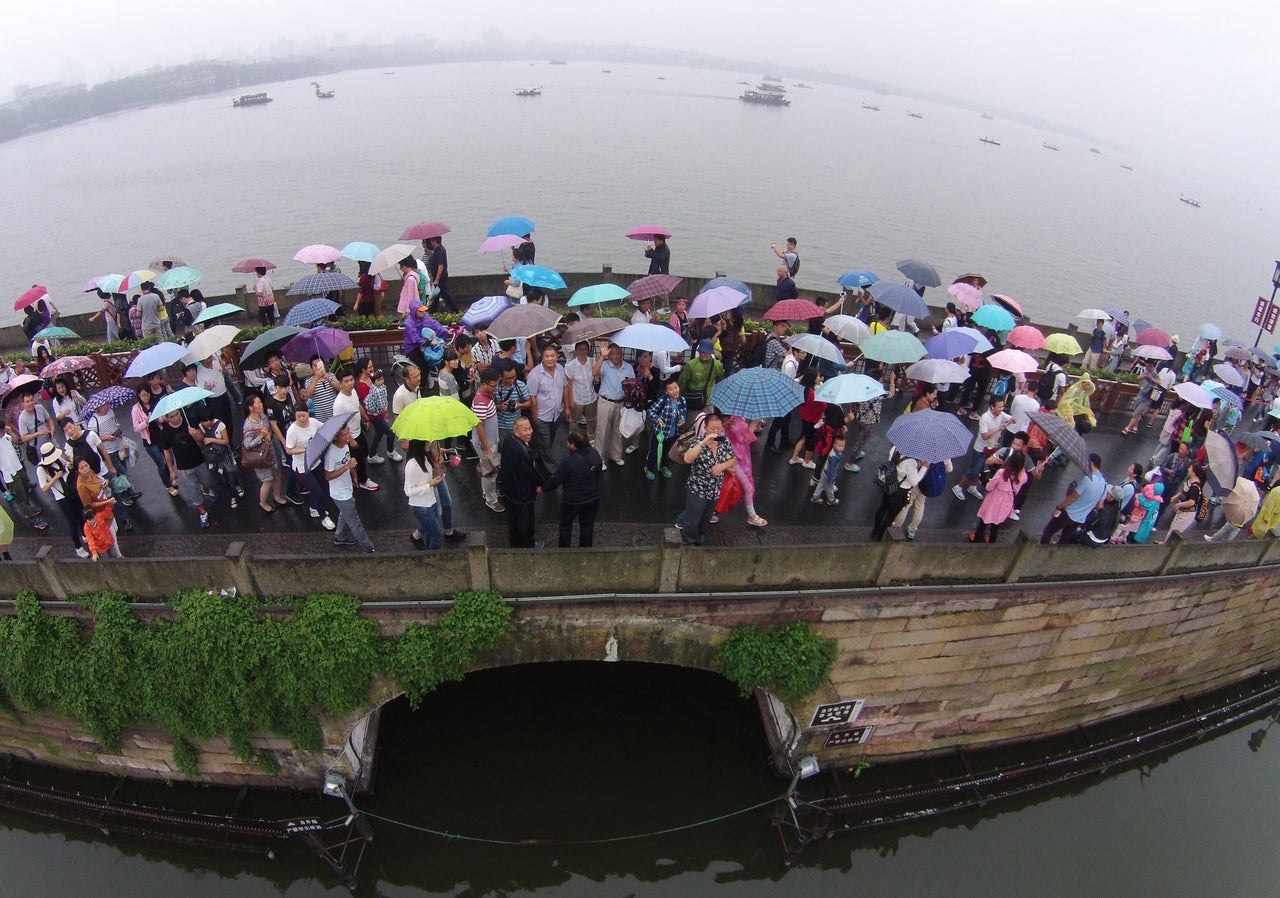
[340, 241, 380, 263]
[1102, 306, 1130, 325]
[885, 409, 973, 463]
[1209, 386, 1243, 409]
[509, 264, 566, 290]
[569, 283, 630, 307]
[970, 304, 1017, 332]
[868, 281, 929, 317]
[611, 323, 689, 353]
[837, 270, 880, 289]
[1199, 323, 1224, 341]
[305, 412, 357, 470]
[1220, 336, 1247, 348]
[124, 342, 190, 379]
[33, 326, 79, 340]
[700, 276, 752, 301]
[814, 373, 886, 404]
[951, 326, 995, 353]
[925, 330, 979, 360]
[148, 386, 215, 422]
[287, 271, 359, 296]
[709, 368, 804, 419]
[488, 215, 536, 238]
[283, 297, 341, 326]
[155, 266, 203, 291]
[78, 385, 138, 421]
[895, 259, 941, 288]
[859, 331, 927, 364]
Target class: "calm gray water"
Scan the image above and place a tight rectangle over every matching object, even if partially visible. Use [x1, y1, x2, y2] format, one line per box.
[2, 60, 1275, 344]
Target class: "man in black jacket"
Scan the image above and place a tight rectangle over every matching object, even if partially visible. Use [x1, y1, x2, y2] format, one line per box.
[540, 430, 603, 547]
[498, 417, 543, 547]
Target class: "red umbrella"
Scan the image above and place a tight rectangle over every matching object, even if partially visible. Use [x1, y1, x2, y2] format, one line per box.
[1137, 327, 1172, 348]
[1006, 325, 1046, 350]
[625, 225, 672, 241]
[626, 274, 682, 302]
[763, 298, 825, 321]
[399, 221, 452, 241]
[991, 293, 1024, 317]
[14, 285, 48, 311]
[232, 258, 276, 273]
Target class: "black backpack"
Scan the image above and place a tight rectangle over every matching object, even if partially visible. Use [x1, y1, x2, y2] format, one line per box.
[788, 253, 800, 277]
[742, 339, 768, 369]
[1036, 364, 1060, 404]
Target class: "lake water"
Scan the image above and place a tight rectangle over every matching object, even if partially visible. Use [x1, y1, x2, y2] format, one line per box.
[2, 60, 1276, 345]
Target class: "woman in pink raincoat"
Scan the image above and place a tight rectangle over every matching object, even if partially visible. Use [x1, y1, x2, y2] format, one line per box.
[724, 414, 767, 527]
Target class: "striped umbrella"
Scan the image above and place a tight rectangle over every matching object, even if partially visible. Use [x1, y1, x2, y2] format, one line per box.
[885, 409, 973, 462]
[709, 368, 804, 419]
[286, 272, 358, 297]
[763, 298, 825, 321]
[283, 298, 341, 326]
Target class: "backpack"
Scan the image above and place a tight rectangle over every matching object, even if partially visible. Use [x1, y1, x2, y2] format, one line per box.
[788, 253, 800, 277]
[742, 338, 768, 369]
[1036, 364, 1060, 404]
[990, 372, 1014, 399]
[875, 451, 904, 496]
[920, 459, 948, 497]
[168, 297, 192, 329]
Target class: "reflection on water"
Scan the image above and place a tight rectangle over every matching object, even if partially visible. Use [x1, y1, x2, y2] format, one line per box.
[0, 662, 1277, 896]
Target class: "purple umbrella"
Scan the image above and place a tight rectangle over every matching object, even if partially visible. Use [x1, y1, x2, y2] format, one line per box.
[40, 356, 95, 378]
[924, 330, 980, 360]
[79, 385, 138, 421]
[281, 327, 352, 363]
[885, 409, 973, 463]
[687, 285, 747, 319]
[868, 281, 930, 318]
[304, 412, 357, 470]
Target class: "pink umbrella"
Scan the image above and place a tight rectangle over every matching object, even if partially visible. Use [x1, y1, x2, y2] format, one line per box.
[399, 221, 452, 241]
[14, 285, 48, 311]
[119, 270, 157, 291]
[293, 244, 342, 264]
[232, 258, 276, 273]
[1006, 325, 1046, 350]
[987, 348, 1040, 373]
[41, 356, 95, 378]
[1137, 327, 1172, 348]
[687, 285, 747, 319]
[1131, 344, 1173, 361]
[991, 294, 1024, 317]
[946, 282, 983, 311]
[625, 225, 672, 241]
[476, 234, 525, 254]
[763, 298, 825, 321]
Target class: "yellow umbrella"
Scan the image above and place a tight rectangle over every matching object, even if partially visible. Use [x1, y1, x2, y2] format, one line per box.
[1044, 333, 1083, 356]
[392, 396, 480, 442]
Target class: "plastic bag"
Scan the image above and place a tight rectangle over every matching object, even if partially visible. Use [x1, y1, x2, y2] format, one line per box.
[715, 472, 743, 514]
[619, 407, 646, 440]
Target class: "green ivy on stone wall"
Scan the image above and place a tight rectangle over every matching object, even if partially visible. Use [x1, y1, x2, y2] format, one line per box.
[713, 621, 837, 706]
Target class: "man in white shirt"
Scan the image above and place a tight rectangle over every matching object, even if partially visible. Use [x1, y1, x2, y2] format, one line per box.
[952, 395, 1013, 500]
[526, 345, 572, 474]
[564, 341, 599, 441]
[323, 422, 374, 552]
[1008, 378, 1041, 436]
[391, 364, 422, 417]
[284, 406, 335, 530]
[332, 367, 378, 491]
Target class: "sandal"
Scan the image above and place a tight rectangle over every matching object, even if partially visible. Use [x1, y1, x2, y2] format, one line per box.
[747, 515, 768, 527]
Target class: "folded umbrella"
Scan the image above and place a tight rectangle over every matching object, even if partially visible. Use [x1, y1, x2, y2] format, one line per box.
[148, 386, 215, 422]
[763, 298, 825, 321]
[987, 348, 1039, 373]
[1006, 325, 1046, 350]
[906, 358, 971, 383]
[824, 314, 873, 346]
[155, 266, 202, 291]
[560, 317, 628, 346]
[293, 244, 343, 264]
[895, 259, 941, 288]
[625, 225, 672, 241]
[488, 305, 561, 341]
[868, 281, 929, 318]
[239, 325, 303, 369]
[340, 241, 381, 263]
[286, 273, 358, 297]
[182, 324, 241, 364]
[837, 270, 879, 289]
[1043, 333, 1083, 356]
[477, 234, 525, 254]
[281, 327, 352, 363]
[627, 273, 682, 303]
[947, 282, 983, 312]
[40, 356, 94, 379]
[568, 283, 630, 307]
[231, 258, 276, 273]
[612, 323, 689, 353]
[192, 302, 245, 326]
[488, 215, 536, 238]
[687, 285, 746, 319]
[124, 342, 190, 379]
[509, 264, 566, 291]
[1028, 411, 1090, 472]
[786, 333, 845, 366]
[859, 331, 926, 364]
[885, 409, 973, 463]
[710, 368, 804, 419]
[392, 396, 480, 442]
[814, 373, 886, 404]
[78, 385, 138, 421]
[970, 304, 1016, 332]
[282, 297, 341, 325]
[399, 221, 451, 241]
[1213, 363, 1245, 387]
[924, 330, 979, 360]
[304, 412, 358, 470]
[992, 294, 1025, 317]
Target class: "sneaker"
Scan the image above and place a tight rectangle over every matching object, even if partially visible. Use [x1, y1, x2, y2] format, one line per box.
[788, 457, 803, 466]
[826, 498, 839, 506]
[599, 460, 608, 471]
[368, 454, 386, 464]
[810, 496, 824, 504]
[76, 547, 90, 559]
[952, 485, 966, 500]
[388, 450, 404, 462]
[486, 500, 506, 513]
[809, 476, 819, 487]
[120, 496, 135, 507]
[199, 512, 210, 529]
[966, 485, 984, 499]
[287, 493, 305, 505]
[843, 463, 861, 473]
[801, 460, 816, 469]
[31, 518, 48, 531]
[230, 497, 238, 509]
[320, 515, 336, 531]
[235, 487, 245, 498]
[709, 513, 720, 524]
[2, 492, 12, 501]
[309, 507, 321, 518]
[332, 538, 358, 547]
[625, 445, 638, 454]
[904, 528, 916, 540]
[1009, 509, 1021, 521]
[854, 451, 866, 462]
[611, 457, 625, 467]
[645, 470, 656, 481]
[410, 533, 424, 550]
[673, 521, 683, 530]
[533, 539, 546, 549]
[445, 530, 467, 541]
[359, 480, 380, 491]
[660, 467, 672, 479]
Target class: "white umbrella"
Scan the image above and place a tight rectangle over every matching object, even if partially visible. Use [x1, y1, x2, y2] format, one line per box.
[1174, 381, 1215, 409]
[1077, 308, 1112, 320]
[824, 314, 873, 345]
[612, 323, 690, 353]
[182, 325, 241, 364]
[1213, 363, 1246, 388]
[1131, 344, 1173, 361]
[369, 243, 417, 275]
[906, 358, 970, 383]
[786, 333, 845, 366]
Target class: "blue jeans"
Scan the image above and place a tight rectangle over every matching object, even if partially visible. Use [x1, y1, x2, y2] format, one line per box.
[411, 504, 444, 549]
[145, 441, 172, 488]
[436, 478, 454, 532]
[681, 493, 716, 546]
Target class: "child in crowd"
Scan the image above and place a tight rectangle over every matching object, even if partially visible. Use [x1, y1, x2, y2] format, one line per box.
[811, 434, 846, 506]
[364, 369, 402, 463]
[83, 504, 122, 560]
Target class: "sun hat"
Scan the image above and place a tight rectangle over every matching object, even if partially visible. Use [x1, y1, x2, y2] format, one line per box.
[696, 339, 715, 354]
[39, 442, 62, 464]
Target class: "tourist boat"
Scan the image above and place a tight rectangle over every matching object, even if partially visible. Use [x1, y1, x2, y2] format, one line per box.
[232, 93, 272, 108]
[311, 82, 335, 99]
[740, 89, 790, 107]
[756, 80, 787, 94]
[1043, 142, 1060, 151]
[979, 137, 1001, 145]
[736, 80, 750, 85]
[907, 111, 923, 119]
[862, 103, 880, 111]
[794, 82, 813, 89]
[1180, 195, 1202, 208]
[514, 87, 542, 97]
[601, 68, 611, 74]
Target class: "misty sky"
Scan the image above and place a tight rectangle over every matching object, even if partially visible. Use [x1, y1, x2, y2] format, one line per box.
[3, 0, 1278, 199]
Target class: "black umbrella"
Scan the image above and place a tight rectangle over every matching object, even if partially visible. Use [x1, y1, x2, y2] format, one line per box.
[1029, 411, 1090, 472]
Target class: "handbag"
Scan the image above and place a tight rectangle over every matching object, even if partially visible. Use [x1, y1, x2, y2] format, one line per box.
[875, 459, 903, 496]
[239, 429, 274, 470]
[666, 429, 700, 467]
[715, 471, 743, 514]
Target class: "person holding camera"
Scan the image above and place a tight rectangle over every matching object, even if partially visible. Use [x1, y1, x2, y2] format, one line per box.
[677, 412, 736, 547]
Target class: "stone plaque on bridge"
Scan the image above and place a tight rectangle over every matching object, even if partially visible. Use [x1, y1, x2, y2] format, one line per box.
[810, 700, 864, 728]
[823, 726, 874, 748]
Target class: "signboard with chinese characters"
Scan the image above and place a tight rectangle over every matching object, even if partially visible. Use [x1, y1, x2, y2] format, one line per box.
[823, 726, 874, 748]
[1252, 296, 1278, 333]
[809, 700, 864, 728]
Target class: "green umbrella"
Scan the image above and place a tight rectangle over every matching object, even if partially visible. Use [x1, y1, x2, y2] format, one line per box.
[33, 326, 79, 340]
[239, 325, 303, 369]
[192, 302, 245, 326]
[392, 396, 480, 442]
[568, 283, 630, 307]
[858, 331, 926, 364]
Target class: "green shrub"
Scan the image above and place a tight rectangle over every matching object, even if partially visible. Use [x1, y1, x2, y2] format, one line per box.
[713, 621, 837, 705]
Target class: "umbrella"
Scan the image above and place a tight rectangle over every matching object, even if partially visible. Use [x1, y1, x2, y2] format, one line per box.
[239, 325, 303, 369]
[509, 264, 566, 291]
[1221, 337, 1247, 349]
[687, 285, 747, 319]
[1043, 333, 1083, 356]
[14, 285, 49, 311]
[1173, 381, 1214, 409]
[293, 244, 342, 264]
[896, 259, 941, 288]
[970, 304, 1016, 332]
[92, 274, 125, 294]
[477, 234, 526, 254]
[625, 225, 672, 241]
[1136, 328, 1172, 348]
[0, 374, 44, 407]
[885, 409, 973, 463]
[906, 358, 971, 383]
[461, 296, 511, 329]
[1006, 325, 1046, 350]
[1222, 477, 1261, 526]
[568, 283, 630, 307]
[627, 273, 683, 303]
[987, 348, 1040, 374]
[487, 215, 536, 238]
[487, 305, 561, 341]
[868, 282, 929, 318]
[612, 323, 689, 353]
[304, 412, 358, 470]
[182, 325, 240, 363]
[1213, 363, 1245, 387]
[287, 272, 358, 297]
[1224, 347, 1252, 362]
[281, 327, 352, 363]
[1077, 308, 1112, 320]
[700, 276, 752, 300]
[560, 317, 629, 346]
[953, 273, 989, 289]
[282, 297, 341, 326]
[124, 342, 190, 379]
[815, 373, 887, 404]
[837, 270, 880, 289]
[391, 396, 480, 442]
[709, 368, 804, 419]
[119, 270, 157, 291]
[947, 282, 983, 312]
[369, 243, 417, 275]
[32, 326, 79, 340]
[991, 294, 1024, 317]
[1131, 344, 1172, 361]
[340, 241, 381, 263]
[1100, 306, 1129, 324]
[155, 266, 202, 291]
[925, 330, 979, 360]
[147, 254, 186, 269]
[40, 356, 94, 378]
[1209, 386, 1243, 409]
[952, 326, 995, 353]
[78, 385, 138, 420]
[763, 298, 825, 321]
[786, 333, 845, 366]
[1202, 430, 1240, 494]
[1243, 431, 1280, 451]
[1133, 318, 1156, 333]
[82, 274, 117, 292]
[399, 221, 451, 240]
[192, 302, 245, 326]
[1199, 323, 1223, 341]
[232, 258, 275, 273]
[1028, 411, 1090, 472]
[824, 314, 873, 345]
[148, 386, 215, 422]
